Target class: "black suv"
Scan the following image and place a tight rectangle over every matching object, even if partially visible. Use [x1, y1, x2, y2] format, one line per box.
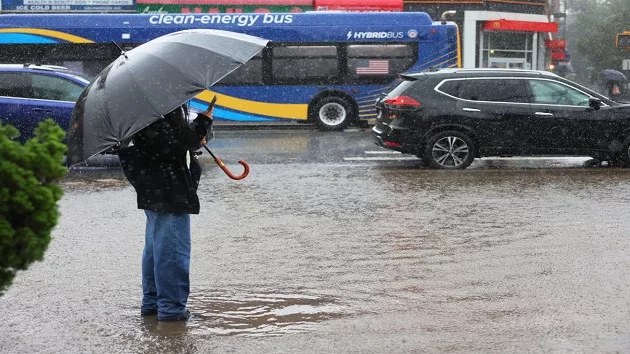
[372, 69, 630, 169]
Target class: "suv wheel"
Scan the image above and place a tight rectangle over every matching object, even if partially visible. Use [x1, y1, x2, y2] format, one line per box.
[424, 131, 475, 169]
[311, 96, 353, 131]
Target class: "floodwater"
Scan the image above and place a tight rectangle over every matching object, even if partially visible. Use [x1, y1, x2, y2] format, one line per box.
[2, 130, 630, 353]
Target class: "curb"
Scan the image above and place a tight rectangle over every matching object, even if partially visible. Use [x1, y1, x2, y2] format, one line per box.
[212, 122, 315, 131]
[212, 119, 375, 131]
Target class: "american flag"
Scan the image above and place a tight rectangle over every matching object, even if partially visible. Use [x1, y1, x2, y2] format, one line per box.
[356, 60, 389, 75]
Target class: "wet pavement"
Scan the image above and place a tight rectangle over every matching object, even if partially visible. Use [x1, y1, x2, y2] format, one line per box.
[1, 128, 630, 353]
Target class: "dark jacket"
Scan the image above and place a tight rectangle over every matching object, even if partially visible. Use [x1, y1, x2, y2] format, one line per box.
[119, 106, 213, 214]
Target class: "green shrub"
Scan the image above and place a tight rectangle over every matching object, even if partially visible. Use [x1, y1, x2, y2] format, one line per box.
[0, 119, 67, 295]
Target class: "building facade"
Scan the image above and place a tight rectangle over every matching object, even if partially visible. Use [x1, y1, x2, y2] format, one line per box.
[404, 0, 558, 71]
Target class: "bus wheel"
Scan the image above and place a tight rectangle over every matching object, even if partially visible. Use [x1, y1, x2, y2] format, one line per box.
[312, 96, 353, 131]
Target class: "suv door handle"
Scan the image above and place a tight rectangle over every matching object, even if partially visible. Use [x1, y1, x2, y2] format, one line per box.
[32, 108, 52, 113]
[462, 108, 481, 112]
[535, 112, 554, 116]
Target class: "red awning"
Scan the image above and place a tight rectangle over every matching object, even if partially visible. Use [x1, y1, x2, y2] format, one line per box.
[483, 20, 558, 33]
[314, 0, 403, 12]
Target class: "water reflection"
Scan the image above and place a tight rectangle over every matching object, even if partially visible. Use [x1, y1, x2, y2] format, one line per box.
[130, 317, 197, 353]
[185, 291, 346, 336]
[130, 290, 346, 345]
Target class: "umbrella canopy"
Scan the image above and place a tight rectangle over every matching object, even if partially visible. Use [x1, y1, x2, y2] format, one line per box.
[66, 29, 268, 167]
[601, 69, 627, 82]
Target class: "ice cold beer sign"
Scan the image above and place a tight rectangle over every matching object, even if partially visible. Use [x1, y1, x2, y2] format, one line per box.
[3, 0, 135, 12]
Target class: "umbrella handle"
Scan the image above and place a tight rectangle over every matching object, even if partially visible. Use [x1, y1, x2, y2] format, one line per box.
[214, 157, 250, 180]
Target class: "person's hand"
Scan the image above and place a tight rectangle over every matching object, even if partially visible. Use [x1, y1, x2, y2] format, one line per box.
[200, 106, 214, 119]
[200, 137, 207, 146]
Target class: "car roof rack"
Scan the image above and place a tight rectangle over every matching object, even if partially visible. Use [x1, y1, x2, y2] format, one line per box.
[435, 68, 559, 77]
[22, 63, 70, 71]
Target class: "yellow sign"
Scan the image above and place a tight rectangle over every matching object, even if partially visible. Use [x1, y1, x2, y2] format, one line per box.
[617, 32, 630, 48]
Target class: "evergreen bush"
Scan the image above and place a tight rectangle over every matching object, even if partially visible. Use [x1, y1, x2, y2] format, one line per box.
[0, 119, 67, 295]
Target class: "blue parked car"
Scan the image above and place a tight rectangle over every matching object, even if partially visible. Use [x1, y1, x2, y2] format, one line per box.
[0, 64, 89, 142]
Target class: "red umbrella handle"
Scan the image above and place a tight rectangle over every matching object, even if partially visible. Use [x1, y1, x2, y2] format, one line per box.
[214, 157, 249, 180]
[202, 144, 249, 180]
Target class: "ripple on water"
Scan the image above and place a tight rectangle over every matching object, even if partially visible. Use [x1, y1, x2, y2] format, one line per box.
[171, 291, 348, 337]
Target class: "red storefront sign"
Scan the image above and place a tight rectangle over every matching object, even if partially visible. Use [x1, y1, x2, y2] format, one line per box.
[314, 0, 402, 12]
[545, 39, 566, 50]
[483, 20, 558, 33]
[551, 50, 566, 60]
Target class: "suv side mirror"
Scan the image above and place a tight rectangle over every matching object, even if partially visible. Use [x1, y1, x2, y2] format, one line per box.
[588, 97, 602, 110]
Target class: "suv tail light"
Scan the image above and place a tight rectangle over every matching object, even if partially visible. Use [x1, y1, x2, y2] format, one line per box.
[383, 96, 422, 110]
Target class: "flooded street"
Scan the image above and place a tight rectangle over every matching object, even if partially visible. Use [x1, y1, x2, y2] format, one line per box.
[2, 129, 630, 353]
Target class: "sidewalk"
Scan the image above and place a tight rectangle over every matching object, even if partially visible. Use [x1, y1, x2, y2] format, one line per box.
[212, 119, 376, 130]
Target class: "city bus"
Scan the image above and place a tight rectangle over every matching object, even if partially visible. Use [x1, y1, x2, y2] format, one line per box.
[0, 12, 460, 130]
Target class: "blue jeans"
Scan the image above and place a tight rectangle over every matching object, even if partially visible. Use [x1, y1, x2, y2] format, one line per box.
[142, 210, 191, 319]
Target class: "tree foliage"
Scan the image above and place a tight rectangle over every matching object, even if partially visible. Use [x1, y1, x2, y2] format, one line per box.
[0, 120, 67, 295]
[566, 0, 630, 83]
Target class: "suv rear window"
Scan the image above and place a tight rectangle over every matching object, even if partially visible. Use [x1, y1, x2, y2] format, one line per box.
[460, 79, 529, 103]
[438, 78, 530, 103]
[385, 79, 416, 98]
[437, 79, 462, 97]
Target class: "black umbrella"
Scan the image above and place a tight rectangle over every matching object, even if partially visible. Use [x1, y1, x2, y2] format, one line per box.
[66, 29, 268, 167]
[601, 69, 627, 82]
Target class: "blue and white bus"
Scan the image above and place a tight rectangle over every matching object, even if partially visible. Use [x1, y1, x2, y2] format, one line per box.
[0, 12, 460, 130]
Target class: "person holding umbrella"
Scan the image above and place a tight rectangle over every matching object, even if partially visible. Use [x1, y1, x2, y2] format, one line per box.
[64, 29, 269, 322]
[118, 104, 213, 322]
[599, 69, 629, 102]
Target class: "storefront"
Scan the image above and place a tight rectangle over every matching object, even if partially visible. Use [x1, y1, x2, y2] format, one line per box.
[314, 0, 402, 12]
[136, 0, 311, 13]
[463, 11, 557, 70]
[1, 0, 136, 12]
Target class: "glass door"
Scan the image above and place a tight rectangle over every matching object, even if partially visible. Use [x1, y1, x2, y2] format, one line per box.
[480, 31, 535, 69]
[488, 57, 529, 69]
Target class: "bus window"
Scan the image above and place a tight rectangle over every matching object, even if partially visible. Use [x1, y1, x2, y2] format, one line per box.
[271, 45, 339, 84]
[347, 44, 416, 83]
[219, 52, 264, 85]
